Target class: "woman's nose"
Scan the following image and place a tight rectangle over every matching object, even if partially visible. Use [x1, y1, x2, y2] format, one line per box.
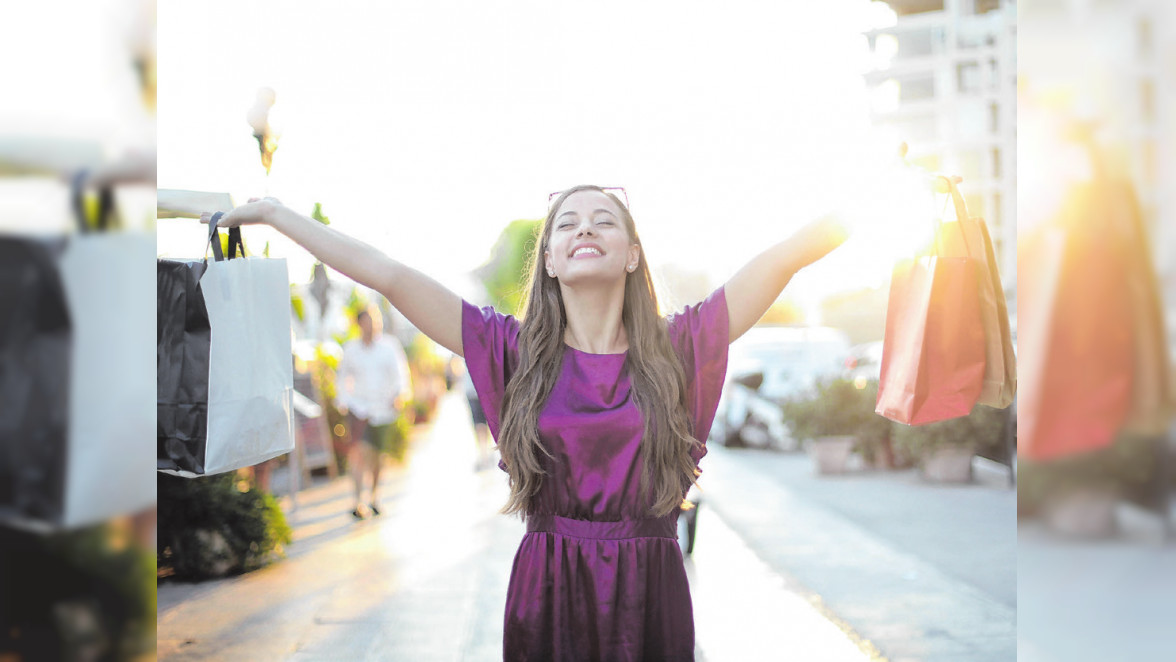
[576, 221, 595, 236]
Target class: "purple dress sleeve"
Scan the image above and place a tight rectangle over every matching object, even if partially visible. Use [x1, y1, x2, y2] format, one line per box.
[461, 300, 521, 472]
[664, 286, 730, 467]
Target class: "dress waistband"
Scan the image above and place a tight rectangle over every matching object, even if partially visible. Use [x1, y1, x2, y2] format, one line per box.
[525, 514, 677, 540]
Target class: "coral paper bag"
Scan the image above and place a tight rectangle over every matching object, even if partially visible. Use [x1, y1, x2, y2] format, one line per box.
[875, 254, 987, 425]
[937, 180, 1016, 408]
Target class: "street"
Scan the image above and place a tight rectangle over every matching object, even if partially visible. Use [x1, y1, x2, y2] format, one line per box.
[158, 392, 1015, 661]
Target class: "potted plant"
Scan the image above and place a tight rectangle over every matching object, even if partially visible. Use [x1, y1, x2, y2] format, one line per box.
[849, 381, 902, 470]
[782, 377, 881, 474]
[892, 405, 1007, 483]
[1018, 432, 1161, 538]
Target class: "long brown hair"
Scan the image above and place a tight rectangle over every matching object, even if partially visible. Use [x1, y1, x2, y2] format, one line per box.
[497, 185, 701, 519]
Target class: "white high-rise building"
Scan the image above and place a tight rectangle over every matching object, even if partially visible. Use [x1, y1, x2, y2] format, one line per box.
[1019, 0, 1175, 309]
[864, 0, 1017, 293]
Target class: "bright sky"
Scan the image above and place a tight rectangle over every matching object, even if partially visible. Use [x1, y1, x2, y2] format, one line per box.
[156, 0, 934, 312]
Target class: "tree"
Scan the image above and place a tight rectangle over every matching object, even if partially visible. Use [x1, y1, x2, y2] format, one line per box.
[475, 218, 541, 316]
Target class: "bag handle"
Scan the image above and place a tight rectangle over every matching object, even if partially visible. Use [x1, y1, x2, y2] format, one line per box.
[931, 175, 974, 258]
[205, 212, 246, 262]
[70, 170, 115, 233]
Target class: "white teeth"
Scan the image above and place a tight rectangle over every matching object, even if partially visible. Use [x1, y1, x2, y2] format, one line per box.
[572, 247, 602, 257]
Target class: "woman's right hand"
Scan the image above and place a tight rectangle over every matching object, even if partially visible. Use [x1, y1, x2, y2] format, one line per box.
[199, 196, 283, 228]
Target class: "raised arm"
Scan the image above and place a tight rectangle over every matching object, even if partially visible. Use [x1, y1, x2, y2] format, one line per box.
[723, 214, 849, 343]
[203, 198, 466, 357]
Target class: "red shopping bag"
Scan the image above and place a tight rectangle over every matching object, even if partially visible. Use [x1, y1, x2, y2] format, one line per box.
[1017, 182, 1135, 461]
[875, 253, 987, 425]
[936, 179, 1016, 409]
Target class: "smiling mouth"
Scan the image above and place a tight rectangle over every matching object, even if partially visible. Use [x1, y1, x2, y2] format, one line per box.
[571, 247, 603, 258]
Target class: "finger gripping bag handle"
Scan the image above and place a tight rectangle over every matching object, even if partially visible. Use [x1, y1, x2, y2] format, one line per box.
[205, 212, 246, 261]
[70, 170, 115, 233]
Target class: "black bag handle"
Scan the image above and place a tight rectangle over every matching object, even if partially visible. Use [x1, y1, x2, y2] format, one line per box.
[206, 212, 245, 262]
[70, 170, 115, 233]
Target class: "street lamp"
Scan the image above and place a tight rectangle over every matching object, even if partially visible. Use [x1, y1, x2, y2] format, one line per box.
[246, 86, 280, 175]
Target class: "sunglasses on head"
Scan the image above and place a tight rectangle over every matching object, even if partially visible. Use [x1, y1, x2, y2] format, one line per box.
[548, 186, 630, 211]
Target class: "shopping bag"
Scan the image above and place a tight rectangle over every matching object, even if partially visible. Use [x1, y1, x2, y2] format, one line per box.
[1114, 180, 1173, 435]
[876, 244, 987, 425]
[1017, 183, 1134, 461]
[0, 183, 154, 530]
[157, 214, 295, 477]
[936, 179, 1016, 408]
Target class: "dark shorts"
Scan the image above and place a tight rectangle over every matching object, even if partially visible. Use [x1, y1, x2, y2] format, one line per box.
[348, 414, 390, 452]
[467, 396, 487, 426]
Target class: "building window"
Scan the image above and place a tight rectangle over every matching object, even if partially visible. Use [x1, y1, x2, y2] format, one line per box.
[958, 150, 984, 180]
[899, 74, 936, 102]
[1138, 18, 1153, 58]
[1141, 79, 1155, 123]
[973, 0, 1001, 14]
[890, 0, 944, 16]
[989, 102, 1000, 132]
[957, 62, 981, 95]
[992, 147, 1002, 179]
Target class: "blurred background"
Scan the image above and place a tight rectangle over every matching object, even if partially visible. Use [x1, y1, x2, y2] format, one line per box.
[1, 0, 157, 660]
[1017, 1, 1176, 660]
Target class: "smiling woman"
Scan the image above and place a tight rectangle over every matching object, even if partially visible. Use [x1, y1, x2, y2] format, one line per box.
[203, 181, 846, 660]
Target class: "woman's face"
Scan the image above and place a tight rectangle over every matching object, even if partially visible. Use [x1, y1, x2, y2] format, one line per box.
[544, 190, 640, 286]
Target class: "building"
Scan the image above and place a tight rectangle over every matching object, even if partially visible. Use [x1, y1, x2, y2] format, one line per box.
[1019, 0, 1175, 309]
[864, 0, 1018, 290]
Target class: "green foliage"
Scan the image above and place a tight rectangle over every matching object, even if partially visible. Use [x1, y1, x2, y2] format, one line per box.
[891, 405, 1008, 460]
[1018, 432, 1161, 513]
[782, 377, 882, 440]
[480, 219, 542, 316]
[157, 472, 293, 580]
[311, 202, 331, 225]
[290, 285, 305, 322]
[33, 521, 156, 658]
[372, 415, 413, 463]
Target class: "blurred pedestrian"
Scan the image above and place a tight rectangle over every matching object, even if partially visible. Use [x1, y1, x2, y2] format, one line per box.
[335, 306, 412, 519]
[204, 185, 846, 659]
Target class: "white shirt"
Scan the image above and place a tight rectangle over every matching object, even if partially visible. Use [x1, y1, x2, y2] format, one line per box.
[335, 335, 412, 426]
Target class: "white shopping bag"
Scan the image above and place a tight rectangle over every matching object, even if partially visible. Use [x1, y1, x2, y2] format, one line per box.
[59, 230, 157, 528]
[157, 220, 295, 477]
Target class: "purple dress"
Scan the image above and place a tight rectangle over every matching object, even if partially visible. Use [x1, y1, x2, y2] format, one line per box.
[462, 287, 729, 662]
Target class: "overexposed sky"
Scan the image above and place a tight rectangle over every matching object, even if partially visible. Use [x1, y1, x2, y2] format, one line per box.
[157, 0, 932, 310]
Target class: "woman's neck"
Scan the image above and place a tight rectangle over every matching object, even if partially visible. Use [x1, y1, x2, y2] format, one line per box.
[560, 281, 628, 354]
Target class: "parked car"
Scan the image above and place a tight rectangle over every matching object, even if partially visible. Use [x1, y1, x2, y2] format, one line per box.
[843, 340, 884, 384]
[711, 326, 852, 450]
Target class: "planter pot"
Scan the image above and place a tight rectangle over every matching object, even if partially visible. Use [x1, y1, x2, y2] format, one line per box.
[810, 435, 856, 475]
[1042, 485, 1119, 539]
[921, 446, 974, 483]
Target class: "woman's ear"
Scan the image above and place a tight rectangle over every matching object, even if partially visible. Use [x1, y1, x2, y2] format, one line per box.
[544, 251, 555, 277]
[627, 244, 640, 272]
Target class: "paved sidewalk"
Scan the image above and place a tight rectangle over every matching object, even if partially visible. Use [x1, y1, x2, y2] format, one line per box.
[698, 445, 1017, 661]
[158, 393, 878, 660]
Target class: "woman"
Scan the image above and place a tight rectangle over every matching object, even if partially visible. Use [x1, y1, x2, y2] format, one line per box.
[204, 185, 847, 660]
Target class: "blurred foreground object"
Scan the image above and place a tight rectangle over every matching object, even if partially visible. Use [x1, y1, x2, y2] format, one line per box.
[157, 188, 234, 219]
[1017, 141, 1173, 461]
[876, 177, 1015, 424]
[157, 217, 296, 477]
[0, 175, 154, 531]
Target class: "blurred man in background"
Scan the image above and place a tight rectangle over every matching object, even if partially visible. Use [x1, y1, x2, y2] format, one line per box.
[335, 307, 412, 519]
